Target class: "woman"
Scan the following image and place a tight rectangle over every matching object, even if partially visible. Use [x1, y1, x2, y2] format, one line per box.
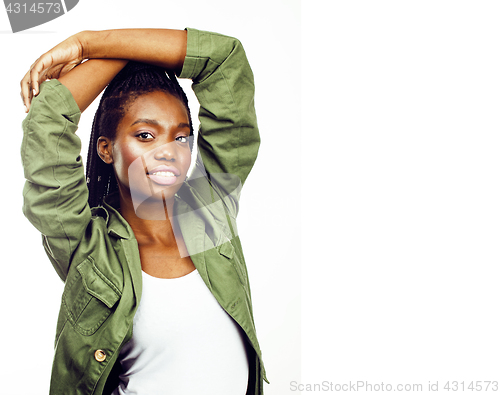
[20, 27, 267, 395]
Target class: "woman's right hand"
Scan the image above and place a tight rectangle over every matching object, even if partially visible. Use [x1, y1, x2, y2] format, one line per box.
[21, 32, 87, 112]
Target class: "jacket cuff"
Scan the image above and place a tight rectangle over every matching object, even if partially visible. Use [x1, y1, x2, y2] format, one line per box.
[179, 27, 200, 80]
[37, 79, 81, 119]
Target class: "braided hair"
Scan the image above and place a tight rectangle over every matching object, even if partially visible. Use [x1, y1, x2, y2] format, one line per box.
[85, 61, 193, 208]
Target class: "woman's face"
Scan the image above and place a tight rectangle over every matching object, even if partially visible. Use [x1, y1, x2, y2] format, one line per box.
[99, 91, 192, 208]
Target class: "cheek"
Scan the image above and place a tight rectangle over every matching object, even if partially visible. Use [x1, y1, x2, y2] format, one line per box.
[112, 143, 146, 185]
[174, 149, 192, 184]
[180, 150, 192, 175]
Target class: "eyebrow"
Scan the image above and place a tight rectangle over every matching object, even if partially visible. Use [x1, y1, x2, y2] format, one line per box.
[130, 118, 159, 127]
[177, 123, 191, 129]
[130, 119, 190, 129]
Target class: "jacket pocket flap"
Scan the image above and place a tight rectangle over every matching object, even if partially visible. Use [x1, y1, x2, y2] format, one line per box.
[77, 257, 121, 308]
[218, 240, 234, 259]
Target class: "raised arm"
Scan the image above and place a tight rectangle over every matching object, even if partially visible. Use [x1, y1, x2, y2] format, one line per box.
[58, 59, 128, 112]
[21, 29, 187, 112]
[20, 29, 187, 280]
[179, 29, 259, 217]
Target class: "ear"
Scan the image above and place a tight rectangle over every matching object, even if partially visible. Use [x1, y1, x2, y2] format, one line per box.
[97, 137, 114, 164]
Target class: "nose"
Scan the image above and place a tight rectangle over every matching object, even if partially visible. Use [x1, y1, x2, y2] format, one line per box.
[153, 141, 177, 161]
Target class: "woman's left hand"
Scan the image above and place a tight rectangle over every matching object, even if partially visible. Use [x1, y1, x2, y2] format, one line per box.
[21, 32, 87, 112]
[20, 28, 187, 113]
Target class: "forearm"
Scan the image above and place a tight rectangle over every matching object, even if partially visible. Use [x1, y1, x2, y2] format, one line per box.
[21, 28, 186, 112]
[81, 29, 187, 75]
[58, 58, 127, 112]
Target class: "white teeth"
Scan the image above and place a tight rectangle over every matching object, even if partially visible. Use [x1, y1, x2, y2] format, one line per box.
[151, 171, 175, 177]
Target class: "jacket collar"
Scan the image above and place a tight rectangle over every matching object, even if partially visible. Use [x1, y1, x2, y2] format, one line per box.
[90, 193, 135, 240]
[95, 192, 203, 241]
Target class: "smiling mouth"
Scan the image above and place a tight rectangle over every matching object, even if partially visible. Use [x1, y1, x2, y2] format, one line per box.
[150, 171, 176, 177]
[147, 170, 179, 186]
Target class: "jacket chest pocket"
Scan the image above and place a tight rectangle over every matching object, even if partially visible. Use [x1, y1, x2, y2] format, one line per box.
[218, 240, 247, 286]
[61, 257, 122, 336]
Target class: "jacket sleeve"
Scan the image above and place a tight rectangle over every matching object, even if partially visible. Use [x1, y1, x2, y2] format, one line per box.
[21, 79, 91, 281]
[179, 28, 260, 219]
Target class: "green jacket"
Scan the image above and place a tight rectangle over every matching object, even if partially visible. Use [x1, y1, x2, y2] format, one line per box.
[21, 28, 267, 395]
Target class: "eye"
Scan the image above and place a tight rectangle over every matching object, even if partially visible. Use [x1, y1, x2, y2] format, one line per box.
[136, 131, 154, 141]
[176, 135, 189, 144]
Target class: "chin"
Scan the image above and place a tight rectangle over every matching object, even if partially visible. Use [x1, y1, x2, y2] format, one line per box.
[128, 182, 181, 215]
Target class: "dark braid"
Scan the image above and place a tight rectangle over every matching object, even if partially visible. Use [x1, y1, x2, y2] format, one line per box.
[86, 61, 193, 208]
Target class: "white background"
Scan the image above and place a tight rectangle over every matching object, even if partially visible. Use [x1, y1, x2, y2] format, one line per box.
[2, 1, 500, 394]
[302, 1, 500, 394]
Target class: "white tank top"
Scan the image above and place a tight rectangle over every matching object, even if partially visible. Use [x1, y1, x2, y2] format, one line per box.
[112, 269, 249, 395]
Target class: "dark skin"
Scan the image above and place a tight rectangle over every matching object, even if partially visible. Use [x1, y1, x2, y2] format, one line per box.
[21, 29, 196, 278]
[98, 91, 196, 278]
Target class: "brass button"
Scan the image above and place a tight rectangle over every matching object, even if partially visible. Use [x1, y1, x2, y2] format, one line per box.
[94, 349, 106, 362]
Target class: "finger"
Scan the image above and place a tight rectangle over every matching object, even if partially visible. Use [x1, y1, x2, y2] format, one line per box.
[30, 65, 41, 97]
[30, 60, 43, 97]
[30, 53, 51, 97]
[20, 71, 32, 112]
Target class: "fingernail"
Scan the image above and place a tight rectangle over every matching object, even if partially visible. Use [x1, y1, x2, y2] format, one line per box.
[33, 88, 36, 96]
